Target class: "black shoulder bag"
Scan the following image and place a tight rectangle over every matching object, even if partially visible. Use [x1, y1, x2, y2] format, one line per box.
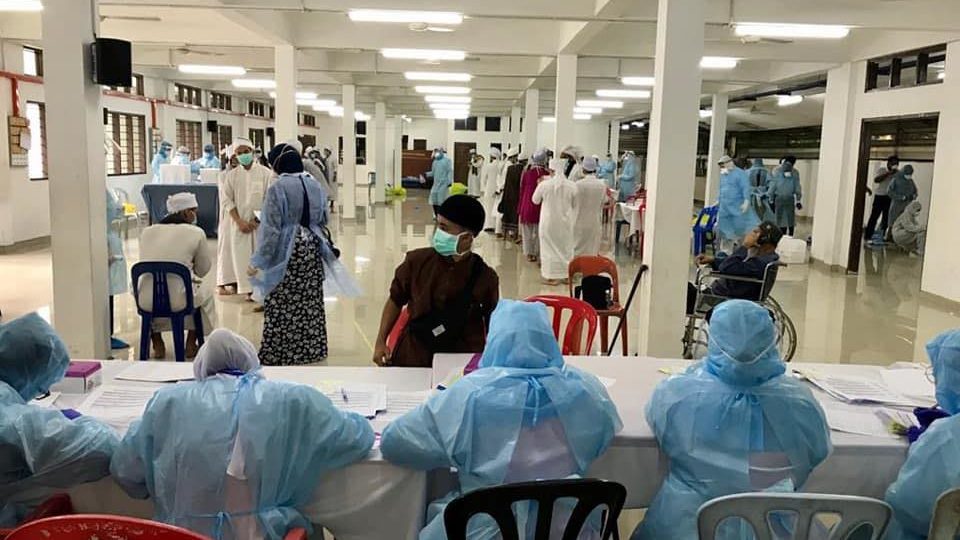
[408, 257, 484, 353]
[299, 174, 340, 259]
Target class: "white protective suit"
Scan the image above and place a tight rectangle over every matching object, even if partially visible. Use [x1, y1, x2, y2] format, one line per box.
[532, 160, 578, 280]
[480, 153, 502, 231]
[573, 173, 609, 256]
[138, 223, 217, 334]
[217, 162, 274, 294]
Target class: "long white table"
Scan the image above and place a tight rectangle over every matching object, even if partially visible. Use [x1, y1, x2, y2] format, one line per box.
[433, 354, 913, 508]
[62, 361, 433, 540]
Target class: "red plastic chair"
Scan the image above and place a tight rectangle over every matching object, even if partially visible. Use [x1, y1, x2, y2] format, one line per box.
[525, 295, 598, 355]
[284, 528, 308, 540]
[386, 306, 410, 355]
[6, 515, 209, 540]
[568, 255, 629, 355]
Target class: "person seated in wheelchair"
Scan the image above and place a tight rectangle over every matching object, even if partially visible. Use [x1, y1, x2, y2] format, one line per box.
[687, 221, 783, 315]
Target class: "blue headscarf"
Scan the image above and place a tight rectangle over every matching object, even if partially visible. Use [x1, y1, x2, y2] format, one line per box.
[928, 329, 960, 414]
[268, 143, 304, 175]
[0, 313, 69, 401]
[479, 300, 563, 369]
[704, 300, 785, 387]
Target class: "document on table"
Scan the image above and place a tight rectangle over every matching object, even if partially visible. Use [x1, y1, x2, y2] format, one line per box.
[77, 384, 163, 435]
[115, 362, 195, 383]
[880, 368, 936, 405]
[319, 383, 387, 418]
[799, 371, 923, 407]
[822, 403, 898, 439]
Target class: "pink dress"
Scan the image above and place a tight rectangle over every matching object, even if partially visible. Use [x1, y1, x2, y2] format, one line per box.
[518, 166, 549, 225]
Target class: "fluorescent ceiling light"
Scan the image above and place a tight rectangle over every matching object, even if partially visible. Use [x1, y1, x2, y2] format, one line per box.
[701, 56, 739, 69]
[269, 91, 319, 100]
[577, 99, 624, 109]
[414, 85, 470, 95]
[735, 22, 850, 39]
[427, 26, 455, 33]
[355, 112, 370, 121]
[327, 106, 345, 117]
[631, 121, 645, 128]
[178, 64, 246, 76]
[232, 79, 276, 89]
[0, 0, 42, 11]
[622, 76, 655, 87]
[425, 95, 471, 104]
[312, 101, 338, 112]
[435, 110, 470, 119]
[543, 117, 557, 123]
[574, 107, 603, 114]
[349, 9, 463, 25]
[596, 89, 651, 99]
[429, 103, 471, 110]
[620, 124, 630, 130]
[777, 94, 803, 107]
[405, 71, 472, 82]
[699, 109, 713, 118]
[574, 114, 592, 120]
[382, 48, 465, 61]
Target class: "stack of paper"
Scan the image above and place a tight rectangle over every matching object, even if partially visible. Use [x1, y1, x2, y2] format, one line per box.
[319, 382, 388, 418]
[800, 371, 924, 407]
[115, 362, 195, 383]
[77, 384, 162, 435]
[822, 403, 898, 439]
[880, 368, 936, 406]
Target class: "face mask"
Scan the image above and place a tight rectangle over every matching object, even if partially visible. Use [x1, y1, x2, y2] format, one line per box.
[205, 152, 214, 158]
[433, 228, 467, 257]
[905, 175, 913, 180]
[160, 148, 170, 157]
[237, 153, 254, 167]
[711, 333, 778, 365]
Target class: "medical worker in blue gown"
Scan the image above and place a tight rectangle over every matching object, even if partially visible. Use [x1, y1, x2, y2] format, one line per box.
[632, 300, 831, 540]
[150, 140, 172, 183]
[381, 300, 622, 540]
[111, 328, 375, 540]
[428, 146, 454, 216]
[717, 156, 761, 253]
[0, 313, 118, 525]
[617, 151, 639, 202]
[885, 329, 960, 540]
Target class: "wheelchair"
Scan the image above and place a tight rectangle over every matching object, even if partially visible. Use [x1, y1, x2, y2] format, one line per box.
[681, 260, 797, 362]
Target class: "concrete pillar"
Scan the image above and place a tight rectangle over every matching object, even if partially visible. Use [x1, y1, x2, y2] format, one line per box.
[637, 0, 705, 357]
[523, 89, 540, 156]
[608, 120, 621, 159]
[553, 54, 578, 151]
[393, 117, 403, 187]
[341, 84, 357, 219]
[704, 93, 728, 205]
[42, 0, 109, 358]
[274, 45, 297, 142]
[374, 102, 387, 204]
[510, 106, 522, 149]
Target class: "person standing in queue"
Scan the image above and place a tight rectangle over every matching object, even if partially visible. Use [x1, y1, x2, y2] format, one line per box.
[373, 195, 500, 368]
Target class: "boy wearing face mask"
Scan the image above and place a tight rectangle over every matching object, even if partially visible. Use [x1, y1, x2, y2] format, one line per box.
[373, 195, 500, 368]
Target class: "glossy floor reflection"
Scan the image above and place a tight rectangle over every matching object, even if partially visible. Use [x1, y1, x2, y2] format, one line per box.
[1, 194, 958, 366]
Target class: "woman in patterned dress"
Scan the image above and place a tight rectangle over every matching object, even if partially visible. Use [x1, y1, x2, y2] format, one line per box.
[249, 141, 332, 365]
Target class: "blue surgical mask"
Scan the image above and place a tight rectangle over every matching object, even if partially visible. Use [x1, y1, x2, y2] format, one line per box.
[433, 228, 467, 257]
[159, 148, 170, 157]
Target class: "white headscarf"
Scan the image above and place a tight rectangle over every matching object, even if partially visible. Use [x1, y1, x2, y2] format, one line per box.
[193, 329, 261, 380]
[166, 192, 198, 214]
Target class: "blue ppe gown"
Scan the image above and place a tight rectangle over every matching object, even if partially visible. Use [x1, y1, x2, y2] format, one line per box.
[107, 190, 128, 296]
[0, 314, 118, 525]
[885, 329, 960, 540]
[632, 300, 831, 540]
[428, 155, 454, 206]
[194, 154, 222, 171]
[717, 166, 761, 242]
[381, 300, 623, 540]
[747, 159, 769, 189]
[618, 155, 638, 202]
[111, 370, 374, 539]
[151, 151, 170, 183]
[598, 159, 617, 189]
[767, 168, 802, 230]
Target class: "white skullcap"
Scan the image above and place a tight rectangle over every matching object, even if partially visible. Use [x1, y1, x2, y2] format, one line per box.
[489, 147, 502, 159]
[718, 155, 733, 165]
[166, 192, 198, 214]
[560, 145, 583, 160]
[506, 146, 520, 158]
[233, 137, 253, 151]
[305, 146, 315, 155]
[581, 156, 599, 172]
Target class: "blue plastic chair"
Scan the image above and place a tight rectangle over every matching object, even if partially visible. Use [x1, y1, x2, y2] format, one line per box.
[693, 205, 719, 255]
[131, 261, 204, 362]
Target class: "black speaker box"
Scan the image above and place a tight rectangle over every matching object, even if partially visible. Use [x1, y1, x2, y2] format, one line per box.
[207, 120, 218, 133]
[91, 38, 132, 87]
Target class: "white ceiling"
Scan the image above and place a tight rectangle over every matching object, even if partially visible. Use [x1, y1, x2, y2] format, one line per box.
[5, 0, 960, 127]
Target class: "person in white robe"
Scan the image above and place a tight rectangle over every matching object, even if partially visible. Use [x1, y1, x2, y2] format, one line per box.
[467, 151, 484, 197]
[532, 158, 578, 285]
[572, 157, 610, 256]
[216, 137, 274, 297]
[137, 192, 217, 359]
[495, 147, 519, 237]
[321, 146, 339, 212]
[480, 147, 502, 232]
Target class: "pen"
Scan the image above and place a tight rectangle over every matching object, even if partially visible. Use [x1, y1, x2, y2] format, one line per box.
[340, 387, 349, 403]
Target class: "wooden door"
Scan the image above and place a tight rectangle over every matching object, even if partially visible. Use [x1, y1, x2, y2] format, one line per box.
[453, 142, 476, 184]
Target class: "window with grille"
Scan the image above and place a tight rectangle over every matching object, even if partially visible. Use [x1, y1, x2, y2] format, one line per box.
[299, 134, 317, 148]
[176, 83, 203, 106]
[301, 113, 316, 127]
[484, 117, 502, 132]
[176, 120, 203, 159]
[866, 44, 946, 92]
[269, 105, 275, 120]
[248, 128, 265, 151]
[23, 46, 42, 77]
[212, 125, 233, 155]
[26, 102, 46, 180]
[454, 116, 478, 131]
[248, 100, 266, 117]
[110, 73, 144, 96]
[104, 110, 146, 176]
[210, 92, 232, 111]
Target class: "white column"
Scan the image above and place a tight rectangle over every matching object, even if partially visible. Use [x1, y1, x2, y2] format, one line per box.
[637, 0, 705, 357]
[523, 88, 540, 155]
[374, 102, 387, 204]
[608, 120, 621, 158]
[553, 54, 578, 151]
[274, 45, 297, 142]
[510, 106, 522, 149]
[42, 0, 109, 358]
[704, 93, 728, 205]
[341, 84, 357, 219]
[393, 117, 404, 186]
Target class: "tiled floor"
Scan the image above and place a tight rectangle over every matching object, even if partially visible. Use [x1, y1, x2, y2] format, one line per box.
[1, 193, 958, 366]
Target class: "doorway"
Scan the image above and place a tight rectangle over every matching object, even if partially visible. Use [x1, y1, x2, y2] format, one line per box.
[847, 114, 938, 272]
[453, 142, 477, 184]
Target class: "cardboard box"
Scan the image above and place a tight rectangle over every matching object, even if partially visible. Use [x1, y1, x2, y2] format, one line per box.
[50, 361, 103, 394]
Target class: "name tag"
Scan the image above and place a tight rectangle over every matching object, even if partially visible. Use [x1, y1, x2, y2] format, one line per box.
[432, 324, 447, 337]
[784, 172, 792, 178]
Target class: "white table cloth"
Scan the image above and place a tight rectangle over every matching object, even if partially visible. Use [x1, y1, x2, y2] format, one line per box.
[61, 361, 433, 540]
[616, 202, 645, 238]
[432, 354, 911, 508]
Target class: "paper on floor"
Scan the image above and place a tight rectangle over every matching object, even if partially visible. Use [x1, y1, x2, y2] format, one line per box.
[115, 362, 195, 383]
